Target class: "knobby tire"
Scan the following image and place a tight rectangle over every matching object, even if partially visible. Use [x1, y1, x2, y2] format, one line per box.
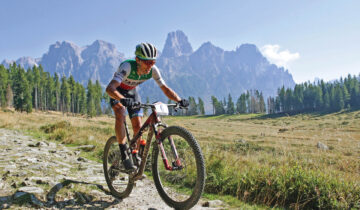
[151, 126, 206, 210]
[103, 136, 134, 198]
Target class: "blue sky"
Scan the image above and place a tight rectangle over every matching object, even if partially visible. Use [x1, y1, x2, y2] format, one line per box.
[1, 0, 359, 83]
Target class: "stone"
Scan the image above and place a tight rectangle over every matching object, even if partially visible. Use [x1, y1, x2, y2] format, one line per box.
[278, 128, 288, 132]
[235, 139, 247, 144]
[20, 181, 31, 186]
[13, 191, 44, 207]
[18, 186, 44, 194]
[77, 157, 87, 162]
[11, 182, 17, 188]
[76, 145, 96, 151]
[2, 170, 10, 180]
[35, 179, 49, 185]
[202, 200, 224, 207]
[317, 142, 329, 150]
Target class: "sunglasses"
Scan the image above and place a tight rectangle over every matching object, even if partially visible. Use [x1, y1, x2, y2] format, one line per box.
[141, 59, 156, 65]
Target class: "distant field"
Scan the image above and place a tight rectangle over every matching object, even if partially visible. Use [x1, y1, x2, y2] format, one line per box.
[1, 108, 359, 209]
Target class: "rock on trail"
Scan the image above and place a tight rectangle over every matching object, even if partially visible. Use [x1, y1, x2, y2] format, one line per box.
[0, 128, 225, 209]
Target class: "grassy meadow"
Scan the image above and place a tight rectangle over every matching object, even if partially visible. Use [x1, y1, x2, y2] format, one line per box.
[0, 108, 359, 209]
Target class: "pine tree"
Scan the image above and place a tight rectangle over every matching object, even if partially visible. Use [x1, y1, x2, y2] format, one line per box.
[278, 86, 286, 112]
[227, 93, 235, 114]
[198, 97, 205, 115]
[293, 84, 304, 111]
[13, 66, 32, 112]
[54, 73, 60, 111]
[211, 96, 217, 115]
[60, 75, 71, 112]
[259, 92, 266, 113]
[94, 80, 102, 115]
[68, 75, 76, 113]
[78, 84, 87, 115]
[342, 84, 350, 108]
[87, 79, 96, 117]
[332, 84, 344, 111]
[6, 84, 13, 107]
[47, 73, 56, 110]
[267, 97, 275, 114]
[236, 93, 247, 114]
[102, 91, 112, 115]
[188, 96, 198, 115]
[0, 65, 9, 108]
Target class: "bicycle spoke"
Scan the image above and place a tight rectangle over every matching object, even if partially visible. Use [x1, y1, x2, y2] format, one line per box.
[103, 136, 134, 198]
[157, 134, 197, 201]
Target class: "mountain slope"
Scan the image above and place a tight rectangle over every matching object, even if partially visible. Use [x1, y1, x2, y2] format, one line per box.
[1, 31, 295, 110]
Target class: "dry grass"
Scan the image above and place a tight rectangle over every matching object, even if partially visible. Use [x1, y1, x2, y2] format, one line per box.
[1, 109, 359, 178]
[1, 108, 359, 208]
[163, 112, 360, 182]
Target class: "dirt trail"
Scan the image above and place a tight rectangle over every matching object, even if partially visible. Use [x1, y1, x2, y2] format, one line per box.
[0, 128, 226, 209]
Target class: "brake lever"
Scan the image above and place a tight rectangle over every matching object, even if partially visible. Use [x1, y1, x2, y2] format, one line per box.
[131, 102, 141, 109]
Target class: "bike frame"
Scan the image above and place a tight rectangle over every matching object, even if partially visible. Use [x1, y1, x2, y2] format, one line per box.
[125, 104, 182, 182]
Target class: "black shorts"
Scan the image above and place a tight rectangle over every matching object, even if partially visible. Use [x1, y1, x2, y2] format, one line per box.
[110, 87, 143, 119]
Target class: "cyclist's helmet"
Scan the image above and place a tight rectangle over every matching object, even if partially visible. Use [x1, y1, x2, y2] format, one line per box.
[135, 43, 158, 60]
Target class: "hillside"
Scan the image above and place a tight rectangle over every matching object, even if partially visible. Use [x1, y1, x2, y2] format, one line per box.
[0, 108, 359, 209]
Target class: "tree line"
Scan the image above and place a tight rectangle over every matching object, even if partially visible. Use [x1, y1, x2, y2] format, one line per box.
[268, 75, 360, 114]
[0, 63, 108, 117]
[209, 90, 266, 115]
[1, 63, 359, 116]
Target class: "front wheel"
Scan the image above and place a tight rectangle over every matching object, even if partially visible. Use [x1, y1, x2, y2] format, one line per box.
[152, 126, 206, 210]
[103, 136, 134, 198]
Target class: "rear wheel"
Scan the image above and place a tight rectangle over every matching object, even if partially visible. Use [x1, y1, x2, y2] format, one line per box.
[103, 136, 134, 198]
[152, 126, 205, 210]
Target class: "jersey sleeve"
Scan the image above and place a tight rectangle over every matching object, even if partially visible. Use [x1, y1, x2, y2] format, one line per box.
[152, 65, 166, 87]
[112, 62, 131, 83]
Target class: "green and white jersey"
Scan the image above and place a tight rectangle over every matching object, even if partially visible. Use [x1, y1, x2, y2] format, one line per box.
[112, 59, 166, 90]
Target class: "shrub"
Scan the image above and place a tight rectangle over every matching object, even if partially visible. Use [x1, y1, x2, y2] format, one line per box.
[203, 153, 360, 209]
[40, 121, 71, 133]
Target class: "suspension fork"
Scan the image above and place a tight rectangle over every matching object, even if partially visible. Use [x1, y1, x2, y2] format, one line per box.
[156, 123, 182, 171]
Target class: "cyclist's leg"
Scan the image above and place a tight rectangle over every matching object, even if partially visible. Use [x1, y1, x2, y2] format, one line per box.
[111, 99, 136, 171]
[127, 87, 144, 151]
[111, 102, 126, 144]
[130, 116, 142, 151]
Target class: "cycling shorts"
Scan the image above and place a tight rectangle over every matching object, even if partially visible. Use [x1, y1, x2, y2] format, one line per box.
[110, 87, 143, 119]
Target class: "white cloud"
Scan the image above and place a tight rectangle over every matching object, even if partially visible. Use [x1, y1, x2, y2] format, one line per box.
[260, 44, 300, 68]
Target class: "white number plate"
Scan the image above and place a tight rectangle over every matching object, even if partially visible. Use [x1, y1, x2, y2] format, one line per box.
[154, 102, 169, 116]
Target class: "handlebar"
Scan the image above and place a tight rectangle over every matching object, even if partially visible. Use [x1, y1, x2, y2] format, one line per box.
[131, 102, 188, 111]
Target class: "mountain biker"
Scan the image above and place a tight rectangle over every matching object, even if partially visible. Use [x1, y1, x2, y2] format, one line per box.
[106, 42, 189, 171]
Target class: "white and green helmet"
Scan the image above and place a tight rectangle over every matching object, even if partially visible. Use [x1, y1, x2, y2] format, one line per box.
[135, 43, 158, 60]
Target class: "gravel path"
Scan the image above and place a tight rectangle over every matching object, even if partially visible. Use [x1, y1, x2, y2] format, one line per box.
[0, 128, 226, 209]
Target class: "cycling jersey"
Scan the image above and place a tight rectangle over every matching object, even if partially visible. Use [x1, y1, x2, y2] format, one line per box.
[112, 59, 165, 90]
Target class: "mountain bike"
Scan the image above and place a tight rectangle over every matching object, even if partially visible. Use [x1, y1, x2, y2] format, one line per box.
[103, 102, 206, 210]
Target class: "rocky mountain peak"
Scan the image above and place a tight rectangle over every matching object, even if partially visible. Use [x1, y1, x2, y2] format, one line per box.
[82, 40, 121, 58]
[44, 41, 82, 61]
[236, 44, 263, 58]
[161, 30, 193, 58]
[16, 57, 39, 69]
[40, 41, 83, 77]
[233, 43, 266, 64]
[195, 42, 223, 54]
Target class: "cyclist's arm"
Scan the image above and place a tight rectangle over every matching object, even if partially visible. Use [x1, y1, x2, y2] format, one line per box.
[106, 80, 125, 101]
[152, 66, 181, 102]
[160, 85, 181, 102]
[105, 62, 131, 100]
